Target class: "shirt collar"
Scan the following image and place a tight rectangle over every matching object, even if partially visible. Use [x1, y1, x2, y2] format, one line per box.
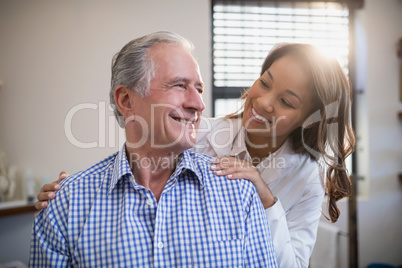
[109, 143, 133, 194]
[229, 126, 278, 165]
[172, 150, 205, 186]
[108, 145, 204, 194]
[230, 126, 249, 159]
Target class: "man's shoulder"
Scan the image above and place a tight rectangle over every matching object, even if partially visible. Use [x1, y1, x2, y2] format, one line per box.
[183, 149, 214, 178]
[185, 150, 257, 197]
[59, 151, 118, 190]
[45, 151, 119, 220]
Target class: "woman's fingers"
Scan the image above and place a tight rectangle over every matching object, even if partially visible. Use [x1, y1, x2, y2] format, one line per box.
[212, 166, 253, 175]
[41, 182, 60, 192]
[33, 172, 69, 215]
[210, 157, 255, 173]
[34, 200, 48, 211]
[37, 191, 56, 202]
[34, 178, 63, 213]
[58, 171, 69, 183]
[210, 157, 252, 170]
[225, 171, 255, 180]
[211, 164, 259, 182]
[210, 157, 261, 184]
[210, 157, 274, 209]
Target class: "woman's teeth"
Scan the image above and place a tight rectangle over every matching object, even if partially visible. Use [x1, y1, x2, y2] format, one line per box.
[252, 108, 271, 123]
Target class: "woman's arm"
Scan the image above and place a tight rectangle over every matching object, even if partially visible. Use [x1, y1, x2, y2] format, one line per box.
[265, 183, 323, 268]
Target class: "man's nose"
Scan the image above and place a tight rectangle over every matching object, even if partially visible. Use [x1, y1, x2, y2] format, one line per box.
[184, 88, 206, 112]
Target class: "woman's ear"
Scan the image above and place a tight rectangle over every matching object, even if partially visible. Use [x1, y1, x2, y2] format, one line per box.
[114, 85, 136, 120]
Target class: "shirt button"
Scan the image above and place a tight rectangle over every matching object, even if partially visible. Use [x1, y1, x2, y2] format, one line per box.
[158, 242, 164, 249]
[146, 199, 153, 206]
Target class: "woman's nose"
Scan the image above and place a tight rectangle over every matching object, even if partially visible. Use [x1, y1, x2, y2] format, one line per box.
[257, 95, 274, 113]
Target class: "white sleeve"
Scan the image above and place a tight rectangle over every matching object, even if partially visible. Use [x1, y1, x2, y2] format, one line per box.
[265, 182, 324, 268]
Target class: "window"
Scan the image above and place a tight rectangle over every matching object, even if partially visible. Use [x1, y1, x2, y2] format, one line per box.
[212, 0, 350, 116]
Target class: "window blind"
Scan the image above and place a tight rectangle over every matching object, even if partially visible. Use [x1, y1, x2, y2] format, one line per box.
[212, 1, 349, 88]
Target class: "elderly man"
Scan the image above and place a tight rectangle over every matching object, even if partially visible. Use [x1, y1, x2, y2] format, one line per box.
[29, 31, 277, 267]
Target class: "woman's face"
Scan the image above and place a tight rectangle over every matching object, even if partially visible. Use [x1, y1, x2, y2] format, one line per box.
[242, 54, 315, 147]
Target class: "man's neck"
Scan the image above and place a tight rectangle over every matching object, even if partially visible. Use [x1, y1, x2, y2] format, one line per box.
[125, 145, 180, 202]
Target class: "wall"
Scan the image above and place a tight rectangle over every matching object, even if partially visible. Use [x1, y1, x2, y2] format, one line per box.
[355, 0, 402, 266]
[319, 1, 402, 267]
[0, 0, 211, 264]
[0, 0, 401, 267]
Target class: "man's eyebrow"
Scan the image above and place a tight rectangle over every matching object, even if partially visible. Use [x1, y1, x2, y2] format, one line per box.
[285, 89, 302, 104]
[168, 77, 187, 84]
[168, 77, 205, 89]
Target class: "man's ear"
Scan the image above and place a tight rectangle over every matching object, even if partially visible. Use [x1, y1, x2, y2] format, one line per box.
[114, 85, 136, 119]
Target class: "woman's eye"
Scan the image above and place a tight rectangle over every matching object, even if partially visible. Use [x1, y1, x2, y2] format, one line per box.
[281, 98, 294, 109]
[260, 79, 269, 88]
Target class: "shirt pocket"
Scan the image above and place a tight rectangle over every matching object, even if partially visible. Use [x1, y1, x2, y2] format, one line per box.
[190, 239, 242, 267]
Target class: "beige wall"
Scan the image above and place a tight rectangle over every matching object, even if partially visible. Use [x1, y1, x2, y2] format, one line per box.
[0, 0, 212, 178]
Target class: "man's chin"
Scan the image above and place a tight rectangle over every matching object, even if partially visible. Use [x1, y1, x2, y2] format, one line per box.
[170, 131, 197, 150]
[176, 139, 196, 152]
[150, 138, 196, 152]
[176, 137, 197, 153]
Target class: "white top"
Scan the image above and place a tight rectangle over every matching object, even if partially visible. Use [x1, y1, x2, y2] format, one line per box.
[194, 117, 325, 268]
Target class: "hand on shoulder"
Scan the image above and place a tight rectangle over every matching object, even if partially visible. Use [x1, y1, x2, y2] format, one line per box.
[210, 157, 275, 209]
[34, 171, 69, 216]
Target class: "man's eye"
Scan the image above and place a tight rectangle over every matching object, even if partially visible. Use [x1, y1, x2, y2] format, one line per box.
[173, 84, 188, 91]
[197, 88, 204, 94]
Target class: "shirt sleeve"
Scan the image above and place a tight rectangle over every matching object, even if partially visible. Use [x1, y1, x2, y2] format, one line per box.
[265, 181, 324, 268]
[242, 181, 278, 268]
[29, 187, 71, 267]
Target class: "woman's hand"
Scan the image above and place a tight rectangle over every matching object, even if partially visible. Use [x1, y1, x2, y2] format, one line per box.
[34, 171, 69, 216]
[210, 157, 275, 209]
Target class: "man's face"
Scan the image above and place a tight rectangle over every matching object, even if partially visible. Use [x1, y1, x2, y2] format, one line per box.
[128, 43, 205, 154]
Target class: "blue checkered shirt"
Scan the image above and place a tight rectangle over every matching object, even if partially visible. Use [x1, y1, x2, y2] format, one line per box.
[30, 145, 277, 267]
